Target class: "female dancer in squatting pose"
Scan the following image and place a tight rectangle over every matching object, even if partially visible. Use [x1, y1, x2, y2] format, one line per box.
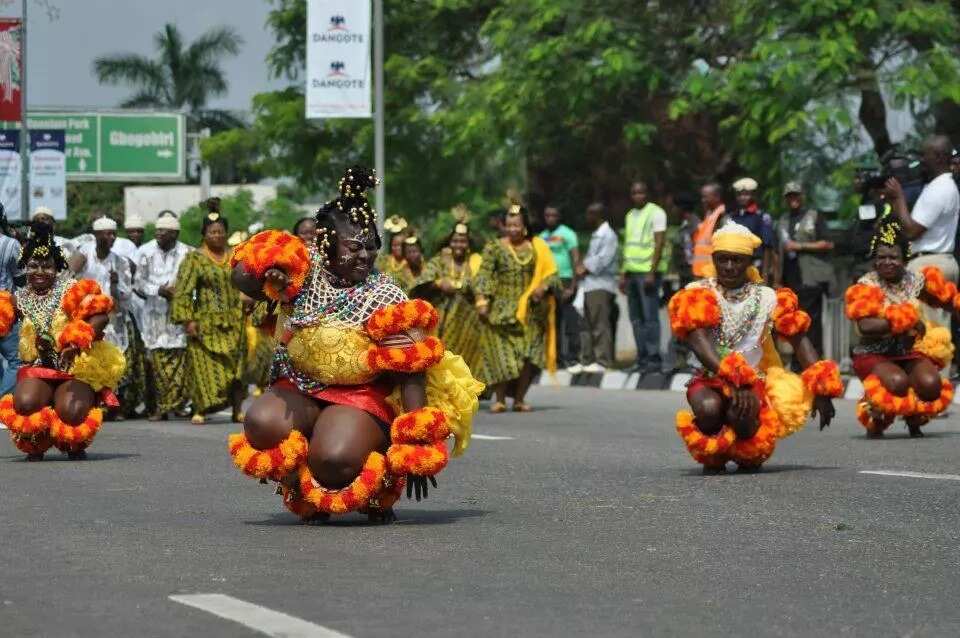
[846, 217, 959, 437]
[0, 223, 125, 460]
[228, 166, 483, 523]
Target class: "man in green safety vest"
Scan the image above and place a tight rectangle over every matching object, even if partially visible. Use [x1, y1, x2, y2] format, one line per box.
[620, 180, 667, 375]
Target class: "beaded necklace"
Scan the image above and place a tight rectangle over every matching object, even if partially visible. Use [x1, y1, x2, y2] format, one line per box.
[202, 245, 231, 267]
[17, 277, 70, 334]
[861, 270, 922, 305]
[504, 240, 533, 266]
[446, 255, 468, 289]
[705, 278, 764, 354]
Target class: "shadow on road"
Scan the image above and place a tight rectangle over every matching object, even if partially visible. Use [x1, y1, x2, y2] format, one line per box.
[244, 508, 488, 528]
[679, 464, 842, 477]
[1, 452, 141, 462]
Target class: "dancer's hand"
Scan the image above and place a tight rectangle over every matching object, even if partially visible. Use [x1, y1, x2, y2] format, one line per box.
[185, 321, 199, 337]
[812, 396, 836, 430]
[729, 387, 759, 423]
[406, 475, 438, 501]
[264, 268, 289, 292]
[59, 346, 80, 369]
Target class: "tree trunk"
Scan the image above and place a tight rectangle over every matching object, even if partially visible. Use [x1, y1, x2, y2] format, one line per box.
[858, 77, 892, 159]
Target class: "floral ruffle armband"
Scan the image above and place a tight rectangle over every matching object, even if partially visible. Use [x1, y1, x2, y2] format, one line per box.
[716, 352, 759, 388]
[884, 302, 920, 335]
[667, 287, 721, 338]
[231, 230, 310, 302]
[0, 290, 13, 337]
[921, 266, 958, 306]
[772, 288, 811, 336]
[386, 407, 450, 477]
[58, 280, 114, 351]
[800, 360, 843, 398]
[365, 300, 445, 373]
[844, 283, 884, 320]
[61, 279, 114, 321]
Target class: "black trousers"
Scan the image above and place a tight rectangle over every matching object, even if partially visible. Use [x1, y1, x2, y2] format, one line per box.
[793, 283, 826, 355]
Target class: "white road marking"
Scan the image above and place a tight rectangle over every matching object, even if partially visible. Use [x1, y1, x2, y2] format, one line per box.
[472, 434, 514, 441]
[860, 470, 960, 482]
[169, 593, 352, 638]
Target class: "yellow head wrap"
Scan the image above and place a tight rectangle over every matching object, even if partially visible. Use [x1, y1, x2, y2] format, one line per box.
[705, 221, 764, 283]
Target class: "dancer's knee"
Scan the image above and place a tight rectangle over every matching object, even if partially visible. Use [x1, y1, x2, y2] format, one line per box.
[13, 380, 51, 415]
[308, 448, 360, 489]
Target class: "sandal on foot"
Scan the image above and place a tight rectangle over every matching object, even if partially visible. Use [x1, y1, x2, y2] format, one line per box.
[67, 450, 87, 461]
[512, 402, 532, 412]
[190, 414, 205, 425]
[232, 411, 245, 424]
[489, 401, 507, 414]
[26, 453, 44, 462]
[147, 413, 168, 422]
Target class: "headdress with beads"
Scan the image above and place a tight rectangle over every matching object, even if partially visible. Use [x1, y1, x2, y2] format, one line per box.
[314, 165, 381, 269]
[19, 221, 67, 271]
[870, 216, 911, 260]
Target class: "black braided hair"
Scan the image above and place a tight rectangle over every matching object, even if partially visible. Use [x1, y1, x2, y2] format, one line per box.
[19, 220, 67, 271]
[201, 197, 228, 236]
[314, 165, 381, 265]
[870, 215, 911, 260]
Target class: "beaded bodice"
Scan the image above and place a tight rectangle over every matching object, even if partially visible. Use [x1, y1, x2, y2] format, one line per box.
[286, 252, 407, 331]
[858, 270, 924, 305]
[16, 277, 70, 335]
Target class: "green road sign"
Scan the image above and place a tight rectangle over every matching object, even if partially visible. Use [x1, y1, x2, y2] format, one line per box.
[11, 110, 185, 182]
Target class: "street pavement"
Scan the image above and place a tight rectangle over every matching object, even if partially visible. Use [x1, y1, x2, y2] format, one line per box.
[1, 387, 959, 637]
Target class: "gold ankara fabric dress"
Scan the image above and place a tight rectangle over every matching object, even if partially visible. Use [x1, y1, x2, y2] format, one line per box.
[171, 249, 246, 415]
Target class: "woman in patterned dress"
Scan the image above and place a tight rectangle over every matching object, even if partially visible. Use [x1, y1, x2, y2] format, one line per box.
[474, 204, 558, 413]
[171, 199, 247, 424]
[375, 216, 410, 287]
[410, 222, 483, 373]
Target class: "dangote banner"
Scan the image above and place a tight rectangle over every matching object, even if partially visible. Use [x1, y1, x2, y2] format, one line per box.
[305, 0, 371, 119]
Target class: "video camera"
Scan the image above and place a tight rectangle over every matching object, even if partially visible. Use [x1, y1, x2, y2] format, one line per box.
[857, 152, 921, 196]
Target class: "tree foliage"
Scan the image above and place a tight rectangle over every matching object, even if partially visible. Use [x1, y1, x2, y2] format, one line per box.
[206, 0, 960, 231]
[93, 23, 246, 132]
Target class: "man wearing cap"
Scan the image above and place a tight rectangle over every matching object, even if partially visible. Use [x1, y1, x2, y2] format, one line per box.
[72, 216, 136, 419]
[135, 213, 192, 421]
[776, 182, 835, 354]
[729, 178, 777, 283]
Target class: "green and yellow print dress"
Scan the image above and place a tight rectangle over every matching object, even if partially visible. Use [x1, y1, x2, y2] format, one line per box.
[474, 240, 555, 386]
[410, 249, 483, 374]
[171, 249, 246, 415]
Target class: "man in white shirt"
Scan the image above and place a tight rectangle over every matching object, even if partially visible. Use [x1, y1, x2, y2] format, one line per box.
[135, 214, 192, 421]
[887, 134, 960, 325]
[571, 203, 619, 374]
[72, 216, 136, 419]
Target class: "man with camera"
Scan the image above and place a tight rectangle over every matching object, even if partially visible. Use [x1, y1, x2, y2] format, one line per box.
[886, 134, 960, 326]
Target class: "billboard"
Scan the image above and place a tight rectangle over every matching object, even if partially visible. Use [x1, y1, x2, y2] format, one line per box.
[29, 129, 66, 220]
[0, 129, 19, 218]
[306, 0, 371, 119]
[0, 20, 21, 123]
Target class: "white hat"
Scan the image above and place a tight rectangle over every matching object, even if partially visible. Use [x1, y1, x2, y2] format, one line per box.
[124, 215, 146, 230]
[732, 177, 758, 192]
[31, 206, 54, 220]
[155, 215, 180, 231]
[92, 216, 118, 232]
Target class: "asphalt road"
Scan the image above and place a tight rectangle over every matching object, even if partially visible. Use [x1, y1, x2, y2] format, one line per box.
[1, 387, 959, 638]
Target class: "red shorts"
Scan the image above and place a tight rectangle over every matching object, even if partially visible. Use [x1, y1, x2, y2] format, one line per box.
[272, 378, 396, 426]
[851, 352, 931, 380]
[17, 366, 120, 407]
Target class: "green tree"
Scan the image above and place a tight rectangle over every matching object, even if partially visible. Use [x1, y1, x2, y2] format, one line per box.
[672, 0, 960, 206]
[203, 1, 515, 232]
[93, 23, 246, 131]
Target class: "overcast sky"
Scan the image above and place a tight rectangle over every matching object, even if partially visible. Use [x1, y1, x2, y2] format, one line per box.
[19, 0, 288, 112]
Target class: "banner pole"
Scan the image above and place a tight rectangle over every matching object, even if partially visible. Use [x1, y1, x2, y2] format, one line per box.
[373, 0, 385, 230]
[19, 0, 27, 221]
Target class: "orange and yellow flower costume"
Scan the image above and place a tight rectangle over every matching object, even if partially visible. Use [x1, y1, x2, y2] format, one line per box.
[669, 280, 841, 470]
[847, 266, 958, 435]
[0, 279, 124, 458]
[228, 231, 484, 521]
